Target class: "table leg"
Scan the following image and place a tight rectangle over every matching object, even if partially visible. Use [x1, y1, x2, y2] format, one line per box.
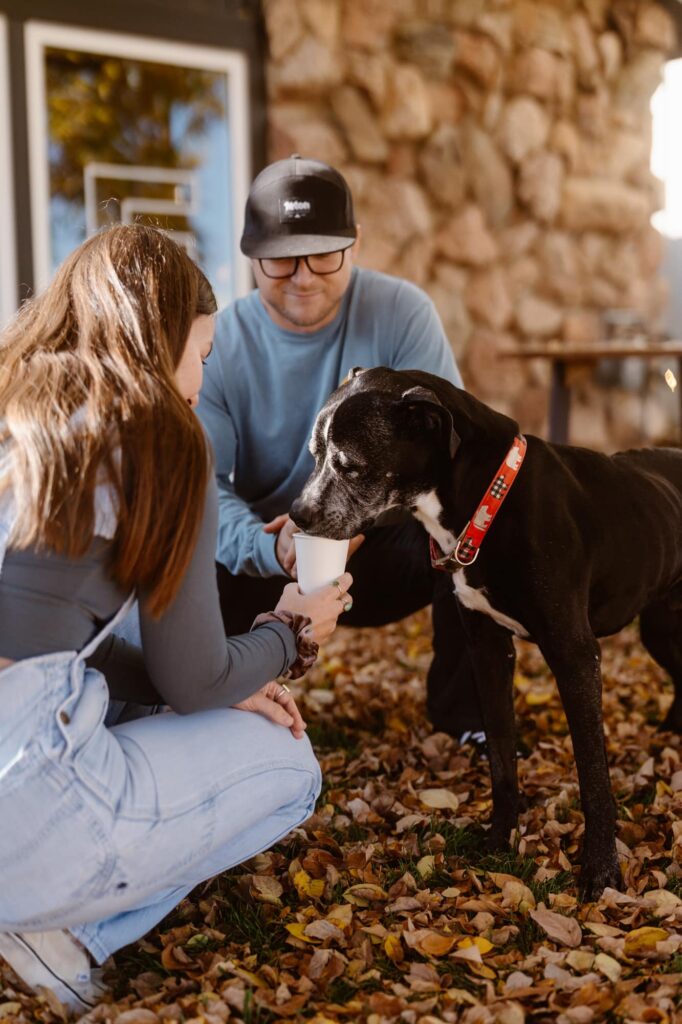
[549, 360, 570, 445]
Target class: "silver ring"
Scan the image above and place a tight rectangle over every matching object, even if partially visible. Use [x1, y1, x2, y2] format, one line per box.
[276, 683, 290, 702]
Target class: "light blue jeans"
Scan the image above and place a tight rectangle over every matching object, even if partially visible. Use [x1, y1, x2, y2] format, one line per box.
[0, 599, 321, 963]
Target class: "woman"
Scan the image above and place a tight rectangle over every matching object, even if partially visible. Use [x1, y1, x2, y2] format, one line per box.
[0, 225, 352, 1011]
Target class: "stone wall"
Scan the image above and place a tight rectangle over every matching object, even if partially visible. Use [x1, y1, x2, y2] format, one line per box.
[263, 0, 678, 448]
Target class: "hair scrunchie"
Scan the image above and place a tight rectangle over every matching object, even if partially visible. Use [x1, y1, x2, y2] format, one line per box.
[251, 610, 319, 679]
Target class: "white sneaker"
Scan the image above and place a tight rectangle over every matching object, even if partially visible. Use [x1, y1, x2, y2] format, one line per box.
[0, 929, 106, 1012]
[458, 729, 488, 752]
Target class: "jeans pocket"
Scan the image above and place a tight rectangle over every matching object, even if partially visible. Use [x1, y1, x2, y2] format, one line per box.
[0, 754, 115, 929]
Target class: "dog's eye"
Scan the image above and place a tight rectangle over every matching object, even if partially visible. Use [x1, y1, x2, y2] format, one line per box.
[337, 461, 361, 478]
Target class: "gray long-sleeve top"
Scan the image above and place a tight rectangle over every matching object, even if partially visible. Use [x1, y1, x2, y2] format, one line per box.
[0, 476, 296, 712]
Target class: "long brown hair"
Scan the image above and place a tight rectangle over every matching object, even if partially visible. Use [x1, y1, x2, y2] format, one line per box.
[0, 224, 217, 616]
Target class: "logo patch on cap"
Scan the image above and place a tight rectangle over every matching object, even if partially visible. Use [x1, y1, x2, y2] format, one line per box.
[279, 197, 314, 222]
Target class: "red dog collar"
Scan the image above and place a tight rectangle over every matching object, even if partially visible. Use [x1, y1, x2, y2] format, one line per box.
[430, 434, 527, 571]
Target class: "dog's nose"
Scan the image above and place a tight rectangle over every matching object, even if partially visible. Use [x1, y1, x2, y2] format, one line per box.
[290, 498, 313, 531]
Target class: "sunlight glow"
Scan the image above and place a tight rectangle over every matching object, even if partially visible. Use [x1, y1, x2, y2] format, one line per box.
[651, 58, 682, 239]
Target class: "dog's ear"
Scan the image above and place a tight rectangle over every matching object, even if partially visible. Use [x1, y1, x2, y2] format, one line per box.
[347, 366, 367, 380]
[400, 386, 460, 459]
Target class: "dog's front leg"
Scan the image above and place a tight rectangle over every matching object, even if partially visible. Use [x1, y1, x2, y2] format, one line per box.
[456, 605, 519, 850]
[539, 629, 621, 901]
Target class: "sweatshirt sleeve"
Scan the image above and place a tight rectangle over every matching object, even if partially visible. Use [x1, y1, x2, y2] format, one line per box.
[197, 349, 283, 578]
[137, 475, 297, 714]
[388, 283, 464, 388]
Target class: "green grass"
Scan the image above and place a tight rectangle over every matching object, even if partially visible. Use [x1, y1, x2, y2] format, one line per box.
[306, 720, 361, 758]
[210, 890, 288, 962]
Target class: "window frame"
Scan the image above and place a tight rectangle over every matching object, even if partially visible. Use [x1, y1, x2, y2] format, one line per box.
[0, 14, 17, 324]
[24, 19, 251, 296]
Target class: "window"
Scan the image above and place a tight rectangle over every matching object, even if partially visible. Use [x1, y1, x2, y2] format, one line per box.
[24, 21, 250, 306]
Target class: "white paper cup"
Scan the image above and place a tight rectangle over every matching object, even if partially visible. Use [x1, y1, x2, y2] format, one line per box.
[293, 533, 350, 594]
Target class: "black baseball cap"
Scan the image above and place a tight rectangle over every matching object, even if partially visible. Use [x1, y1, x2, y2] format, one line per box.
[240, 155, 357, 259]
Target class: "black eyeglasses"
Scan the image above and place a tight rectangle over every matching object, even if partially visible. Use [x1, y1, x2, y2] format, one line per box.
[258, 249, 346, 279]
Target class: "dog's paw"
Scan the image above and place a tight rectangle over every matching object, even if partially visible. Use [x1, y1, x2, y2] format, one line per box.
[579, 857, 622, 903]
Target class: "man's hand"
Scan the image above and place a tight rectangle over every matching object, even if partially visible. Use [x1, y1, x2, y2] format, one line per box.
[264, 514, 365, 578]
[264, 514, 298, 576]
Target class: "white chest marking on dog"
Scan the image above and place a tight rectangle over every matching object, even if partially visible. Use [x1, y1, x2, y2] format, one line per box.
[453, 571, 529, 638]
[412, 490, 457, 553]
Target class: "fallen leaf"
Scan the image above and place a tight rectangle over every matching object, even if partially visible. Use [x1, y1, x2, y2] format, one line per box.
[248, 874, 283, 905]
[285, 922, 319, 944]
[623, 926, 669, 957]
[594, 952, 622, 982]
[419, 788, 459, 812]
[383, 933, 404, 963]
[457, 936, 493, 955]
[293, 869, 325, 899]
[404, 928, 458, 957]
[529, 906, 582, 947]
[417, 855, 436, 879]
[343, 883, 388, 904]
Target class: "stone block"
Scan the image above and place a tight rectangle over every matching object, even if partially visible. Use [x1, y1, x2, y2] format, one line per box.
[461, 123, 513, 227]
[346, 51, 388, 111]
[393, 235, 436, 288]
[342, 0, 398, 51]
[358, 177, 433, 248]
[569, 11, 600, 89]
[418, 123, 466, 209]
[269, 35, 344, 98]
[466, 265, 513, 330]
[498, 97, 550, 164]
[536, 231, 583, 304]
[477, 11, 513, 52]
[395, 20, 456, 79]
[263, 0, 304, 61]
[382, 64, 432, 140]
[425, 81, 466, 124]
[508, 47, 558, 99]
[301, 0, 340, 44]
[387, 143, 418, 178]
[562, 310, 602, 345]
[634, 2, 677, 53]
[465, 329, 526, 398]
[330, 86, 389, 163]
[518, 150, 564, 223]
[516, 293, 563, 336]
[426, 281, 473, 357]
[598, 31, 622, 82]
[435, 203, 498, 265]
[268, 104, 349, 165]
[506, 255, 541, 298]
[561, 178, 651, 233]
[549, 120, 579, 170]
[513, 1, 572, 55]
[453, 31, 501, 89]
[576, 88, 609, 139]
[614, 51, 665, 129]
[499, 221, 540, 260]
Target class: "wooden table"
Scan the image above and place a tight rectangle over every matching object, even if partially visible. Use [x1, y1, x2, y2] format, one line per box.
[501, 340, 682, 444]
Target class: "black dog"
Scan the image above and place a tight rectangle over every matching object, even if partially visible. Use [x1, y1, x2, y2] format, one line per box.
[290, 366, 682, 900]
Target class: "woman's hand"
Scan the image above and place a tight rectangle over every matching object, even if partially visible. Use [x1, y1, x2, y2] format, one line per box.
[275, 571, 353, 645]
[232, 681, 307, 740]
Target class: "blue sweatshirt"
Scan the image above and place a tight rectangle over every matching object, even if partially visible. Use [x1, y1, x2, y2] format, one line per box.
[197, 266, 463, 577]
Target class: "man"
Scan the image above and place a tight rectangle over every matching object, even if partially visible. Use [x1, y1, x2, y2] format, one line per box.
[197, 154, 484, 743]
